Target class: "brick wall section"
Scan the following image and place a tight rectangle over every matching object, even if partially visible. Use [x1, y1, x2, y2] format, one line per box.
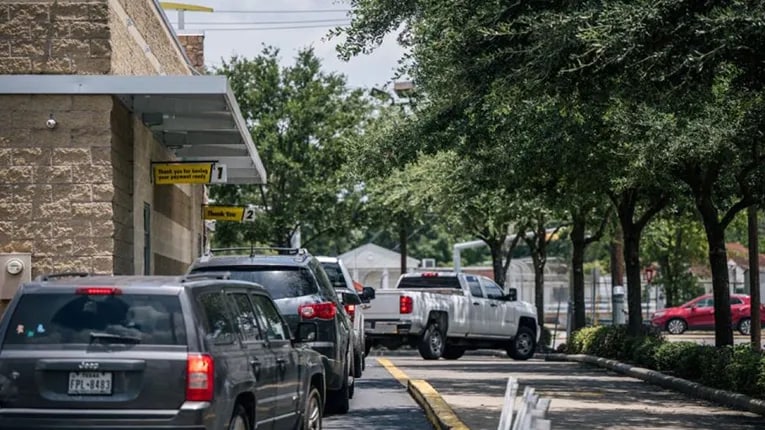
[0, 0, 111, 74]
[110, 0, 191, 75]
[0, 95, 115, 278]
[178, 34, 204, 70]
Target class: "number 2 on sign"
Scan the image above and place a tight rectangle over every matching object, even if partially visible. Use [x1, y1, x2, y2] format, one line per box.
[243, 208, 255, 222]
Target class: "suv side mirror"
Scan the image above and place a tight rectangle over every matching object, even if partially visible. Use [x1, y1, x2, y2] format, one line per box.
[295, 322, 318, 343]
[506, 288, 518, 302]
[361, 286, 376, 301]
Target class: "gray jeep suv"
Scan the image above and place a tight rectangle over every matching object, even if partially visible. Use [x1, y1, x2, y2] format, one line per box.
[0, 273, 325, 430]
[188, 248, 356, 414]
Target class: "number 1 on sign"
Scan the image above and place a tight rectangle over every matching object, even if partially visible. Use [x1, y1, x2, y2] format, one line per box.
[210, 164, 227, 183]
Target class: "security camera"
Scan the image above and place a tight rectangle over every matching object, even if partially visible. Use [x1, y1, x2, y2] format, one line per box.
[46, 117, 57, 129]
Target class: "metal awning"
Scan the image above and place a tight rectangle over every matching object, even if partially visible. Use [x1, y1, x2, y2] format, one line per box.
[0, 75, 266, 184]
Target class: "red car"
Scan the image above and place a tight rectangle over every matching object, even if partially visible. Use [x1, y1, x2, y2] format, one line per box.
[651, 293, 765, 335]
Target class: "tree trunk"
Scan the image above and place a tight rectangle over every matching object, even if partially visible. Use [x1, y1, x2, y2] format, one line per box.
[532, 251, 545, 326]
[487, 237, 507, 287]
[611, 223, 625, 289]
[571, 215, 587, 330]
[696, 200, 734, 346]
[749, 205, 761, 350]
[659, 255, 675, 307]
[623, 227, 644, 335]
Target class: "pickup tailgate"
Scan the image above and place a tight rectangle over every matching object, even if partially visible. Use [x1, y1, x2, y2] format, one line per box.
[363, 289, 405, 321]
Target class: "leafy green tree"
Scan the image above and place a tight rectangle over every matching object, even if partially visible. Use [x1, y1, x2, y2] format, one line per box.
[210, 47, 371, 250]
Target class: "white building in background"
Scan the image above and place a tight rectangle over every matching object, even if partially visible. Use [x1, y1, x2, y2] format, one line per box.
[339, 243, 421, 290]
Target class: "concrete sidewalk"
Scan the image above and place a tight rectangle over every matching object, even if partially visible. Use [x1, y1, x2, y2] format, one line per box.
[384, 355, 764, 430]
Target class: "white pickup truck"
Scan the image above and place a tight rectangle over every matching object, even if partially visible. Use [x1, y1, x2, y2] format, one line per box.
[364, 271, 539, 360]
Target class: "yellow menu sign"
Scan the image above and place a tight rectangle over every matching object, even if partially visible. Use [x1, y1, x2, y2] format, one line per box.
[153, 162, 227, 184]
[202, 205, 255, 222]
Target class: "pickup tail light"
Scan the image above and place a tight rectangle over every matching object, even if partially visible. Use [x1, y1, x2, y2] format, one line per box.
[344, 304, 356, 322]
[299, 302, 337, 320]
[186, 354, 214, 402]
[400, 296, 413, 314]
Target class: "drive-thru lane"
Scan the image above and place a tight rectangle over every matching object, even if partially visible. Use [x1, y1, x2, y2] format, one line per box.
[323, 358, 433, 430]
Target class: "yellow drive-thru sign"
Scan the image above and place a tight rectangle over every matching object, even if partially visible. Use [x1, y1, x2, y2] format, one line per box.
[202, 205, 256, 222]
[153, 162, 227, 184]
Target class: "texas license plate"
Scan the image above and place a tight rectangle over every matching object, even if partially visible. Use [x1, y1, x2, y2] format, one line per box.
[68, 371, 112, 395]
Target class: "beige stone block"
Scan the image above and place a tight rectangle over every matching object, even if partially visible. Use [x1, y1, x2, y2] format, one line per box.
[92, 255, 113, 273]
[71, 96, 112, 112]
[51, 38, 89, 57]
[71, 129, 110, 147]
[89, 3, 108, 22]
[0, 18, 31, 39]
[32, 21, 71, 39]
[0, 202, 33, 220]
[1, 240, 33, 253]
[90, 145, 111, 164]
[53, 148, 89, 164]
[11, 40, 47, 56]
[0, 222, 12, 242]
[0, 129, 31, 148]
[0, 40, 10, 57]
[71, 56, 110, 74]
[72, 164, 110, 182]
[92, 183, 113, 201]
[31, 57, 73, 74]
[8, 4, 49, 23]
[72, 202, 111, 220]
[92, 219, 113, 237]
[51, 2, 89, 20]
[30, 129, 71, 147]
[37, 201, 72, 219]
[0, 57, 32, 73]
[69, 21, 108, 39]
[31, 255, 54, 277]
[12, 147, 51, 166]
[0, 5, 8, 23]
[35, 166, 72, 183]
[0, 166, 33, 183]
[0, 148, 9, 165]
[9, 184, 53, 204]
[50, 256, 93, 275]
[53, 183, 90, 202]
[29, 95, 73, 111]
[56, 110, 110, 130]
[73, 236, 112, 256]
[89, 38, 109, 57]
[51, 220, 91, 239]
[14, 221, 51, 240]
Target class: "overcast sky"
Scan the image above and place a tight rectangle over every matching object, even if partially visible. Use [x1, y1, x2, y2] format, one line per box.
[166, 0, 406, 90]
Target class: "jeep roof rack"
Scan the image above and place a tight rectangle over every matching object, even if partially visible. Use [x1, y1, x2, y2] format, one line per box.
[181, 272, 231, 282]
[207, 245, 309, 258]
[35, 272, 95, 282]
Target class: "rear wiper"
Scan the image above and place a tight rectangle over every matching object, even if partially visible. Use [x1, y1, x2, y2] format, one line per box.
[89, 332, 141, 344]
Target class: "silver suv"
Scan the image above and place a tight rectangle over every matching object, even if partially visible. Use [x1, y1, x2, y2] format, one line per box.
[0, 273, 325, 430]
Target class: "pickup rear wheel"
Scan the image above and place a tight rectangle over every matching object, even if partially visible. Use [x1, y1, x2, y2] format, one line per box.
[442, 345, 466, 360]
[507, 326, 536, 361]
[418, 322, 445, 360]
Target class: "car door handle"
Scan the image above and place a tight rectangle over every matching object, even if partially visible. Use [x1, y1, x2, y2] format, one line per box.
[249, 359, 261, 378]
[473, 302, 481, 306]
[490, 303, 498, 307]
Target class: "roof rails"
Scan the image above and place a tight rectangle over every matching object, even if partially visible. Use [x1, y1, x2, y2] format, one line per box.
[35, 272, 94, 282]
[181, 272, 231, 282]
[207, 245, 309, 258]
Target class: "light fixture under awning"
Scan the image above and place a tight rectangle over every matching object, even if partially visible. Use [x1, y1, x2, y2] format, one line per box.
[0, 75, 266, 185]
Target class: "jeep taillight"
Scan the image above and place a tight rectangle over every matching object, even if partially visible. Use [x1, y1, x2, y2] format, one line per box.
[299, 302, 337, 320]
[400, 296, 413, 314]
[344, 304, 356, 322]
[186, 354, 214, 402]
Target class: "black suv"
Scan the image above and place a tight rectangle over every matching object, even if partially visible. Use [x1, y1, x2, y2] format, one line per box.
[0, 273, 325, 430]
[188, 248, 356, 414]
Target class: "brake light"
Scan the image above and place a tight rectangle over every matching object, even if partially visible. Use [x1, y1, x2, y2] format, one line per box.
[299, 302, 337, 320]
[186, 354, 214, 402]
[400, 296, 413, 314]
[421, 272, 439, 277]
[344, 304, 356, 322]
[76, 287, 122, 295]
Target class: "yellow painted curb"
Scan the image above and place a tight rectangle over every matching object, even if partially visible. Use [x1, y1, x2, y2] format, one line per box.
[408, 379, 470, 430]
[376, 358, 470, 430]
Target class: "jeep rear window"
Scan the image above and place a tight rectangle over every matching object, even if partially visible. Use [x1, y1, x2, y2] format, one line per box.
[320, 262, 349, 289]
[397, 276, 462, 289]
[193, 266, 318, 300]
[2, 293, 186, 346]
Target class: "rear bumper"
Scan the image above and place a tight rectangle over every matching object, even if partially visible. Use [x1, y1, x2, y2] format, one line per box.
[364, 319, 422, 337]
[0, 402, 213, 429]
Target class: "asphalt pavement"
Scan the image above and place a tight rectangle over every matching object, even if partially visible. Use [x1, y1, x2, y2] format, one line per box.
[383, 353, 765, 430]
